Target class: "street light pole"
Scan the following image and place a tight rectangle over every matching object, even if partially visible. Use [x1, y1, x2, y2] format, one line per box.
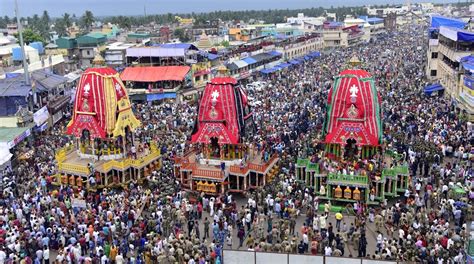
[15, 0, 30, 86]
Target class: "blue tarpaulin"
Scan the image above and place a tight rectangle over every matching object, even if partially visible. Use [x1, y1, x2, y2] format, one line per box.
[146, 92, 177, 101]
[207, 53, 220, 60]
[268, 51, 282, 57]
[275, 63, 291, 69]
[5, 73, 21, 79]
[430, 15, 466, 29]
[242, 57, 258, 64]
[424, 84, 444, 95]
[260, 68, 277, 74]
[464, 76, 474, 89]
[308, 51, 321, 58]
[289, 60, 300, 65]
[461, 55, 474, 73]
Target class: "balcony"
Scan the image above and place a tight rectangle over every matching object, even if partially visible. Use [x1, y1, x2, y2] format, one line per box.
[439, 43, 471, 63]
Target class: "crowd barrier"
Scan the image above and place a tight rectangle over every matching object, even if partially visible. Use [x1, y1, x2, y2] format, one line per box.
[222, 250, 398, 264]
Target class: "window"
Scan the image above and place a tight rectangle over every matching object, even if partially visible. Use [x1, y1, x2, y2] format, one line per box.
[86, 50, 91, 56]
[431, 52, 438, 59]
[430, 70, 437, 76]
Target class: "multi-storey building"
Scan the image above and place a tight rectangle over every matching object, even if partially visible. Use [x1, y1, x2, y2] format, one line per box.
[435, 26, 474, 120]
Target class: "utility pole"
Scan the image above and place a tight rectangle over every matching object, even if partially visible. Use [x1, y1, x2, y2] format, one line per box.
[15, 0, 30, 86]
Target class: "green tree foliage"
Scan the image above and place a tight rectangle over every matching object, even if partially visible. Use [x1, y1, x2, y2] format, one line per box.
[14, 28, 44, 45]
[21, 5, 371, 33]
[173, 28, 190, 42]
[80, 10, 95, 32]
[0, 16, 11, 28]
[55, 13, 73, 37]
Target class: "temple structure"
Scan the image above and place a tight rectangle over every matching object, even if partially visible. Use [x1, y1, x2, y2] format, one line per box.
[55, 68, 161, 190]
[296, 66, 409, 206]
[174, 77, 279, 195]
[323, 69, 383, 160]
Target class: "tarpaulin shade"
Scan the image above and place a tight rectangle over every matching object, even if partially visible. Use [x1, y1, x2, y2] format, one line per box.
[146, 92, 177, 101]
[308, 51, 321, 58]
[424, 83, 444, 95]
[260, 68, 278, 74]
[289, 60, 300, 65]
[233, 60, 248, 68]
[440, 26, 474, 42]
[268, 51, 282, 57]
[275, 63, 291, 69]
[207, 53, 220, 60]
[226, 63, 239, 71]
[461, 55, 474, 73]
[126, 47, 186, 57]
[121, 66, 190, 82]
[430, 16, 466, 29]
[242, 57, 257, 64]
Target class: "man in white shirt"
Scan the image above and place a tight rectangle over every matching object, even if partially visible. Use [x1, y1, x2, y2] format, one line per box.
[43, 246, 50, 264]
[324, 246, 332, 256]
[115, 252, 125, 264]
[35, 248, 43, 263]
[101, 253, 109, 264]
[0, 248, 6, 264]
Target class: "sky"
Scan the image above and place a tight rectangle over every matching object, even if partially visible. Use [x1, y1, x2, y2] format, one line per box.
[0, 0, 460, 17]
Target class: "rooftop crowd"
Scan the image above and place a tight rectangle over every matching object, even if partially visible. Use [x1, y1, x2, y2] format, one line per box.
[0, 23, 472, 264]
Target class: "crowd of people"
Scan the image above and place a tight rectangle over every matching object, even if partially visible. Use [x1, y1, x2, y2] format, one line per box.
[0, 23, 472, 264]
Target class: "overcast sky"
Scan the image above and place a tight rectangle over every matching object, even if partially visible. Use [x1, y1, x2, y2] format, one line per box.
[0, 0, 459, 17]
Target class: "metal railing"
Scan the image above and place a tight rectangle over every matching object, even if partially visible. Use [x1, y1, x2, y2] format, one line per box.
[327, 173, 368, 184]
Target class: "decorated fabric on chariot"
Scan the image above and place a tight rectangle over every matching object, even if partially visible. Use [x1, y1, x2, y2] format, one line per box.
[66, 68, 140, 139]
[323, 69, 383, 147]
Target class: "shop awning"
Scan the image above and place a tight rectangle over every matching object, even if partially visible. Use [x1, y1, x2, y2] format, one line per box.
[121, 66, 190, 82]
[308, 51, 321, 58]
[146, 92, 177, 102]
[424, 83, 444, 95]
[275, 63, 291, 69]
[242, 57, 257, 64]
[440, 26, 474, 42]
[0, 148, 13, 166]
[233, 60, 248, 68]
[461, 55, 474, 73]
[0, 126, 32, 149]
[268, 51, 282, 57]
[260, 68, 278, 74]
[226, 63, 239, 71]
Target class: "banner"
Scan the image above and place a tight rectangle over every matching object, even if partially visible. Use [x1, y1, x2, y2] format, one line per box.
[464, 76, 474, 90]
[33, 106, 50, 126]
[72, 198, 87, 208]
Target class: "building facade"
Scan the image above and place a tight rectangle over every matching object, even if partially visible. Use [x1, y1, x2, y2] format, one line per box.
[275, 34, 323, 60]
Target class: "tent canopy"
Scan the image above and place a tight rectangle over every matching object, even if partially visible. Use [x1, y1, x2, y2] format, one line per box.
[424, 83, 444, 95]
[430, 15, 466, 29]
[461, 55, 474, 73]
[440, 26, 474, 42]
[121, 66, 190, 82]
[242, 57, 257, 64]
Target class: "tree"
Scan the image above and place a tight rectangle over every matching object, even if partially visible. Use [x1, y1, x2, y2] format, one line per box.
[41, 10, 50, 25]
[14, 28, 44, 45]
[173, 28, 189, 42]
[62, 13, 72, 28]
[54, 19, 67, 37]
[38, 10, 51, 41]
[80, 10, 95, 32]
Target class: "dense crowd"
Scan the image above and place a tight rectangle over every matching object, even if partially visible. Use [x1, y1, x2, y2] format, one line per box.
[0, 23, 472, 264]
